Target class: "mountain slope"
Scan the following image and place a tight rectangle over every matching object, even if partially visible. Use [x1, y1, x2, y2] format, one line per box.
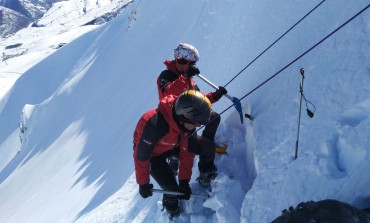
[0, 0, 57, 37]
[0, 6, 33, 37]
[0, 0, 130, 37]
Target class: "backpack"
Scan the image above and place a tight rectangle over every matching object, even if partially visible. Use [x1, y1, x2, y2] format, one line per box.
[271, 199, 370, 223]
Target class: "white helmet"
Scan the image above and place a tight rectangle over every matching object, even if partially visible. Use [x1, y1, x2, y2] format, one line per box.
[174, 43, 199, 62]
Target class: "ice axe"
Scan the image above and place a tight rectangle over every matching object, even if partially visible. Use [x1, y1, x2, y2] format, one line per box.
[197, 74, 244, 124]
[151, 189, 210, 199]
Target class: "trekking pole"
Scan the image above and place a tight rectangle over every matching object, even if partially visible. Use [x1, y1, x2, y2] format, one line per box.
[151, 189, 210, 198]
[295, 68, 305, 159]
[197, 74, 245, 124]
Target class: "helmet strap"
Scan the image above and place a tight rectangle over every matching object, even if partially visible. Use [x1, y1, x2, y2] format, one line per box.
[172, 107, 190, 132]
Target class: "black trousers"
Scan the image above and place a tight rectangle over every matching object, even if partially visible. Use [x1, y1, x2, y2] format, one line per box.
[150, 151, 179, 192]
[195, 111, 219, 170]
[202, 111, 220, 142]
[149, 111, 220, 198]
[150, 137, 217, 191]
[150, 152, 179, 209]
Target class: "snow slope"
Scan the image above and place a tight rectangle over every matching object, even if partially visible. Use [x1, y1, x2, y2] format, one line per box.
[0, 0, 369, 222]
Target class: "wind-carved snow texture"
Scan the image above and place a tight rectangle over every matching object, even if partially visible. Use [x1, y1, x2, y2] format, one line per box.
[319, 99, 370, 179]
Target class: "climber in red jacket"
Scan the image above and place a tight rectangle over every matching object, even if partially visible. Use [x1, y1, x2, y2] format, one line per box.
[156, 43, 227, 186]
[133, 90, 213, 217]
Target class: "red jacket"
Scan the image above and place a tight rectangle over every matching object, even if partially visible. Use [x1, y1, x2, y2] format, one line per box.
[133, 95, 195, 185]
[157, 60, 218, 103]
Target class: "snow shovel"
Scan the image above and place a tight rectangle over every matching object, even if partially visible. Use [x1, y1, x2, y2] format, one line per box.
[197, 74, 244, 124]
[151, 189, 210, 198]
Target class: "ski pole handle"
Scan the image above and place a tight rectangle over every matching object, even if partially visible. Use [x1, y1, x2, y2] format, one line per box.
[300, 68, 305, 78]
[151, 189, 209, 198]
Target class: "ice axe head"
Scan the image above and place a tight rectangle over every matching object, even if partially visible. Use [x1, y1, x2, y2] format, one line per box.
[231, 97, 243, 124]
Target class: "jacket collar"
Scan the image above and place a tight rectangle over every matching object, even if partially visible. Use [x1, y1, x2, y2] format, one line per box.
[164, 60, 181, 75]
[157, 95, 189, 133]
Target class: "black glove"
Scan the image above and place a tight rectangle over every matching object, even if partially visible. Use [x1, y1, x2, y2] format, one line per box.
[185, 65, 200, 78]
[213, 86, 228, 101]
[139, 183, 153, 198]
[178, 180, 192, 200]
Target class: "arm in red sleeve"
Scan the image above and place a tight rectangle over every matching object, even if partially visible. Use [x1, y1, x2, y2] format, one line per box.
[205, 92, 218, 104]
[133, 110, 158, 185]
[157, 70, 189, 99]
[191, 82, 217, 104]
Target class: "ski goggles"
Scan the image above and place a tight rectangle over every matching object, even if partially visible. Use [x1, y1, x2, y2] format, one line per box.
[186, 119, 202, 126]
[178, 114, 203, 126]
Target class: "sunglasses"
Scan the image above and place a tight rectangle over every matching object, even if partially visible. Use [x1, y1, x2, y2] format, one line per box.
[176, 58, 190, 65]
[176, 58, 195, 65]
